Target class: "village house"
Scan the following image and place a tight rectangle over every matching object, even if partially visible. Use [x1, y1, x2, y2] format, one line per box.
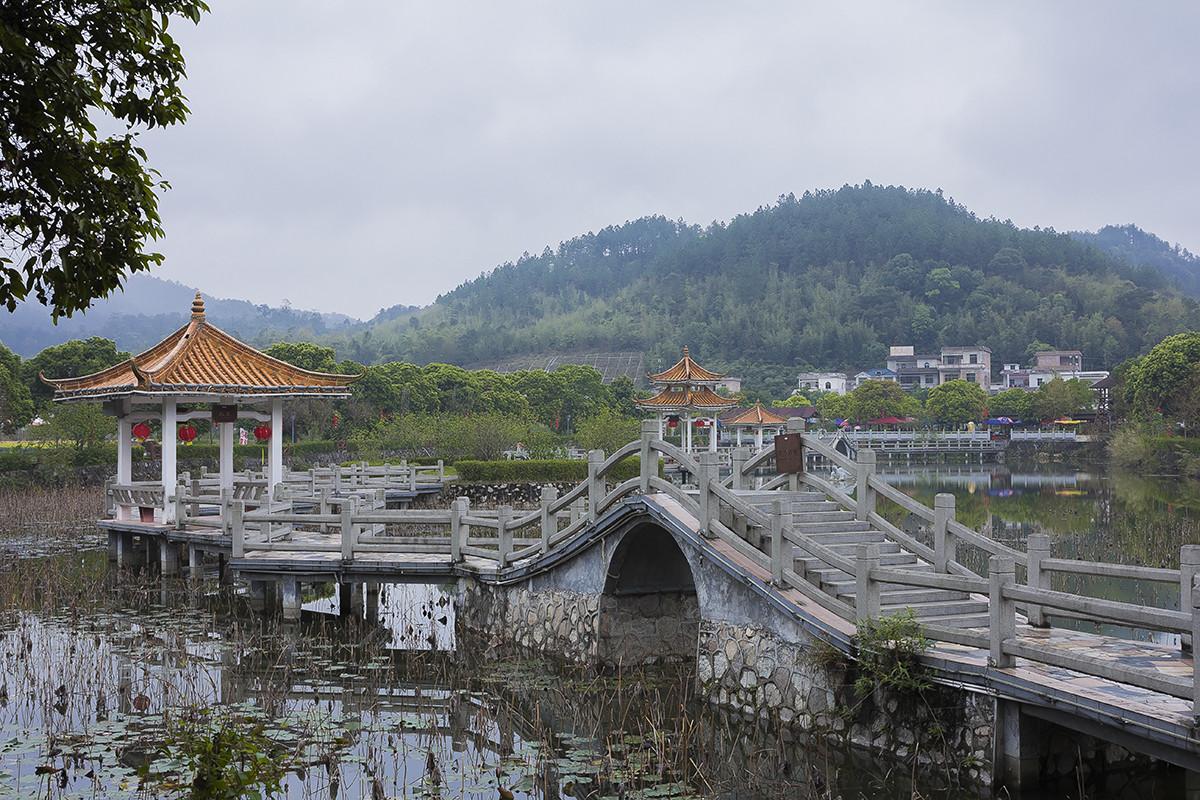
[796, 371, 849, 394]
[999, 349, 1110, 390]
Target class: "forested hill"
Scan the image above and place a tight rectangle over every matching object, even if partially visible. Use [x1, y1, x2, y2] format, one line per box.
[0, 275, 364, 357]
[330, 184, 1200, 390]
[1072, 224, 1200, 296]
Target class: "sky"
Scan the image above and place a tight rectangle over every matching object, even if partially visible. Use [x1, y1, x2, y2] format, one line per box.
[142, 1, 1200, 319]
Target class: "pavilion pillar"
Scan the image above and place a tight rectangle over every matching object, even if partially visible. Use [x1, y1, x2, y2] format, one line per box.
[685, 413, 692, 453]
[219, 421, 234, 491]
[709, 417, 718, 452]
[269, 398, 284, 498]
[755, 427, 763, 450]
[161, 398, 177, 523]
[657, 414, 664, 440]
[736, 427, 743, 447]
[117, 417, 132, 484]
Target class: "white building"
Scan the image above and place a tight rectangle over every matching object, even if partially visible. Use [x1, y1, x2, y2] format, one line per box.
[797, 371, 848, 394]
[999, 350, 1110, 390]
[715, 376, 743, 394]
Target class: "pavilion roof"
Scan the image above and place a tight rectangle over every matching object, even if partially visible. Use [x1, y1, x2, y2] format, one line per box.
[635, 385, 736, 412]
[42, 293, 361, 401]
[724, 402, 788, 427]
[646, 346, 724, 384]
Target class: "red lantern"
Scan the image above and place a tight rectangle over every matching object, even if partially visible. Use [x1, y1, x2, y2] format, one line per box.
[666, 416, 678, 429]
[254, 424, 271, 442]
[132, 422, 151, 440]
[177, 424, 198, 443]
[694, 419, 706, 428]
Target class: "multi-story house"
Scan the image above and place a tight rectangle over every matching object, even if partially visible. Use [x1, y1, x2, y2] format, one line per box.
[797, 371, 849, 394]
[938, 346, 992, 386]
[1000, 350, 1109, 390]
[885, 346, 942, 390]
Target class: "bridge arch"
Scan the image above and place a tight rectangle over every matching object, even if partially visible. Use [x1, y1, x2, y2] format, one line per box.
[598, 521, 700, 666]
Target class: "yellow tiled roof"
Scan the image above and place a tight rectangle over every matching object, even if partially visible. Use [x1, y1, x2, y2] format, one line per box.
[725, 402, 787, 426]
[646, 346, 724, 384]
[42, 293, 360, 400]
[635, 386, 736, 411]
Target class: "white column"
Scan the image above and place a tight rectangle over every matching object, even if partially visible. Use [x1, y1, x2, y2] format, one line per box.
[269, 398, 284, 498]
[117, 417, 132, 484]
[219, 421, 234, 490]
[736, 427, 743, 446]
[161, 398, 177, 523]
[685, 413, 692, 453]
[709, 417, 718, 452]
[755, 427, 763, 451]
[657, 414, 664, 440]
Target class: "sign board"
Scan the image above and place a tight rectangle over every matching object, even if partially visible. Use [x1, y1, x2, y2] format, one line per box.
[211, 404, 238, 424]
[774, 433, 804, 474]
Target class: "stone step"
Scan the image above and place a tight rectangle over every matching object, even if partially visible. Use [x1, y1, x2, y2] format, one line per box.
[791, 520, 873, 534]
[914, 612, 991, 629]
[834, 585, 969, 605]
[797, 551, 917, 572]
[789, 501, 841, 513]
[882, 599, 989, 618]
[792, 510, 856, 524]
[825, 540, 901, 556]
[809, 562, 933, 587]
[804, 530, 887, 545]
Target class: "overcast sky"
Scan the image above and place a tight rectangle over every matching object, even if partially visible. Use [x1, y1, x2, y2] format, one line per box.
[142, 1, 1200, 319]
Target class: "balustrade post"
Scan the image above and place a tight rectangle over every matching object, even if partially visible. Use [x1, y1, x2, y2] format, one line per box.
[340, 497, 356, 561]
[540, 486, 558, 553]
[497, 505, 513, 568]
[333, 465, 342, 493]
[437, 459, 445, 482]
[220, 488, 232, 536]
[1026, 534, 1051, 627]
[855, 543, 881, 622]
[587, 450, 604, 522]
[460, 496, 472, 551]
[770, 499, 788, 586]
[698, 451, 719, 538]
[989, 556, 1016, 668]
[103, 478, 114, 517]
[174, 483, 186, 530]
[1180, 546, 1200, 653]
[639, 419, 657, 493]
[1191, 575, 1200, 722]
[409, 463, 418, 492]
[933, 493, 957, 572]
[450, 498, 465, 563]
[786, 418, 804, 490]
[731, 447, 750, 492]
[855, 448, 876, 522]
[231, 500, 245, 559]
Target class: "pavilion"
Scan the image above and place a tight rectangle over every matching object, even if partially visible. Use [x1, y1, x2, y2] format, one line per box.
[723, 401, 788, 451]
[635, 346, 735, 453]
[42, 293, 359, 523]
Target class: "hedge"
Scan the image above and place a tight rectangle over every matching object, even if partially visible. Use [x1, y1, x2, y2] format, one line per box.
[454, 456, 645, 483]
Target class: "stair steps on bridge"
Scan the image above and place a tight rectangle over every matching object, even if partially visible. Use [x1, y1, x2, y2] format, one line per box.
[832, 585, 969, 605]
[881, 599, 989, 618]
[790, 519, 874, 535]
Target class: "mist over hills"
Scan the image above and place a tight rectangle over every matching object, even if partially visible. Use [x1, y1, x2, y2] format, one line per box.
[0, 275, 370, 357]
[2, 185, 1198, 401]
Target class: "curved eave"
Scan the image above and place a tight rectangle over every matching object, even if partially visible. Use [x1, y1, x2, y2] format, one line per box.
[52, 385, 355, 402]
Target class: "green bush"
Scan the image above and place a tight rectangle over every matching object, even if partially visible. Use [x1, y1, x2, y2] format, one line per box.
[455, 456, 646, 483]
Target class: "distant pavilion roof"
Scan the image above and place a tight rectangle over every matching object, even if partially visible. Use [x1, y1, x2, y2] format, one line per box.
[42, 293, 361, 401]
[723, 402, 787, 427]
[635, 386, 736, 413]
[646, 346, 724, 384]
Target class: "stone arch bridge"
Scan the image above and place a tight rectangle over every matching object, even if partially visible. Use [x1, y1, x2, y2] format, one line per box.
[102, 421, 1200, 793]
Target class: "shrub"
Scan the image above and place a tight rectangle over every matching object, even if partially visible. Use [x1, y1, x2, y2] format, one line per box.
[455, 456, 645, 483]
